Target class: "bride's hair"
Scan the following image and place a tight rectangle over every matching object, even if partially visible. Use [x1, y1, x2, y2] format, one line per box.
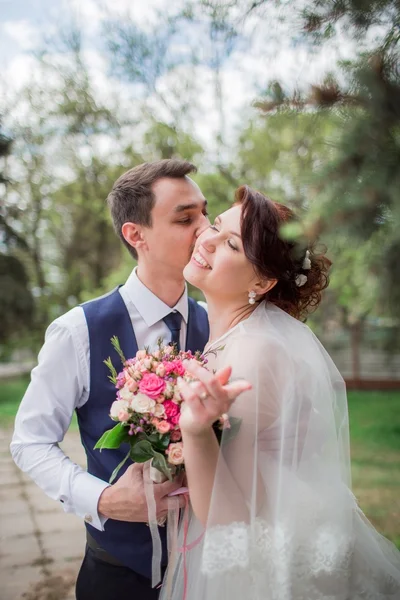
[236, 185, 331, 321]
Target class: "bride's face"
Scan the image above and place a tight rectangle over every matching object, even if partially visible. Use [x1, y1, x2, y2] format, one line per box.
[184, 204, 260, 302]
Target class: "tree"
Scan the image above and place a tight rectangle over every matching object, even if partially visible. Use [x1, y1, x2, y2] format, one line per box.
[245, 1, 400, 321]
[0, 118, 35, 352]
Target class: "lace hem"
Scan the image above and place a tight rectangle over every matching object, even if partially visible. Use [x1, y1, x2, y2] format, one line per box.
[201, 517, 400, 599]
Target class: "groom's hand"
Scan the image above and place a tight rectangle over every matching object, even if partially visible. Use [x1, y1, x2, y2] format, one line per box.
[97, 463, 186, 522]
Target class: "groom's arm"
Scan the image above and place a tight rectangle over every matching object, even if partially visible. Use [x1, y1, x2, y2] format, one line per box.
[10, 314, 110, 530]
[10, 311, 187, 526]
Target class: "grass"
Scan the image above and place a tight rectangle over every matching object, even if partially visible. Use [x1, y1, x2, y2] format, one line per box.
[1, 378, 399, 547]
[0, 375, 78, 429]
[348, 390, 400, 548]
[0, 375, 30, 426]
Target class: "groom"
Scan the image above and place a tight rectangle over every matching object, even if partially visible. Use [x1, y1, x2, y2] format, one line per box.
[10, 159, 215, 599]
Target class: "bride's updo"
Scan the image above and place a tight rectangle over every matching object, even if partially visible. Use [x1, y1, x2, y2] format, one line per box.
[236, 185, 331, 321]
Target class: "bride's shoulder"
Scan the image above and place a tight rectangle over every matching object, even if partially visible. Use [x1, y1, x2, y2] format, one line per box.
[227, 302, 319, 360]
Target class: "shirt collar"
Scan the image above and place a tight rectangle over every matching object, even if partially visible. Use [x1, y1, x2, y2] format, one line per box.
[122, 267, 188, 328]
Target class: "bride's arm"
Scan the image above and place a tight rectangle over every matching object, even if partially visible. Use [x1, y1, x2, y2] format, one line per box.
[179, 337, 287, 526]
[181, 426, 249, 526]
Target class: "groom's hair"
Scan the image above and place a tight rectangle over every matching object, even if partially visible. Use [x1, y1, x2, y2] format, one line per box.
[107, 159, 197, 259]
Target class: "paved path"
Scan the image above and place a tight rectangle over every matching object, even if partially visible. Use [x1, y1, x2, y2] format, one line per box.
[0, 428, 86, 600]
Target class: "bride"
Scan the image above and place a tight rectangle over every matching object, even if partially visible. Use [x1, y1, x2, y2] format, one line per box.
[160, 185, 400, 599]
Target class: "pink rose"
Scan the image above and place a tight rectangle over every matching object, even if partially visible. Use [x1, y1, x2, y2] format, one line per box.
[170, 429, 182, 442]
[125, 373, 138, 393]
[164, 360, 185, 377]
[167, 442, 184, 465]
[173, 361, 185, 376]
[139, 373, 166, 400]
[156, 420, 171, 434]
[163, 400, 180, 420]
[136, 350, 147, 360]
[170, 413, 180, 427]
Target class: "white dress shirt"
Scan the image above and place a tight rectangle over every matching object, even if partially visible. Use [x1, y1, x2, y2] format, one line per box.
[10, 269, 193, 531]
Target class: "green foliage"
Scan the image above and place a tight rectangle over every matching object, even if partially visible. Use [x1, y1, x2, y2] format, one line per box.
[0, 255, 35, 344]
[129, 440, 173, 480]
[143, 120, 204, 161]
[0, 376, 29, 426]
[252, 1, 400, 322]
[348, 390, 400, 451]
[104, 357, 118, 386]
[94, 422, 131, 450]
[109, 449, 131, 484]
[110, 336, 127, 366]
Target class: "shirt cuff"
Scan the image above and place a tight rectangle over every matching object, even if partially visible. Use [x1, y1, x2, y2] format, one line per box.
[69, 471, 110, 531]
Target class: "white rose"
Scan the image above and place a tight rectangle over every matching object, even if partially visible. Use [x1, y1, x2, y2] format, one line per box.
[153, 403, 166, 418]
[119, 386, 134, 403]
[167, 442, 184, 465]
[156, 364, 166, 377]
[143, 358, 153, 369]
[164, 383, 174, 399]
[130, 393, 156, 414]
[110, 399, 130, 420]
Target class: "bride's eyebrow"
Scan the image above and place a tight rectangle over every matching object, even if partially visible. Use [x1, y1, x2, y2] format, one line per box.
[215, 215, 241, 239]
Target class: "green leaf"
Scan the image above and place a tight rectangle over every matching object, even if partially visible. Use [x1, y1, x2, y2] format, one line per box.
[151, 450, 174, 481]
[279, 222, 303, 241]
[111, 336, 126, 364]
[129, 439, 155, 463]
[103, 356, 118, 385]
[146, 432, 170, 451]
[222, 416, 242, 445]
[94, 422, 130, 451]
[109, 449, 131, 484]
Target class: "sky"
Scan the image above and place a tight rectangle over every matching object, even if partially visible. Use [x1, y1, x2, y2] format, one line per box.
[0, 0, 359, 157]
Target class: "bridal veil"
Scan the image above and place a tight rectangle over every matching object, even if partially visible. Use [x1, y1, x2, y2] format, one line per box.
[160, 302, 400, 600]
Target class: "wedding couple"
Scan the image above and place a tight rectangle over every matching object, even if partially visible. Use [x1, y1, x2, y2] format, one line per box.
[11, 159, 400, 599]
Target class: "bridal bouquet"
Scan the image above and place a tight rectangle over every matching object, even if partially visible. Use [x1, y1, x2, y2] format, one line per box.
[95, 337, 234, 485]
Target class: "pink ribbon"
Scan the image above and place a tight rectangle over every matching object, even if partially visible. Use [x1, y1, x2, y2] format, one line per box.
[176, 494, 205, 600]
[144, 469, 204, 600]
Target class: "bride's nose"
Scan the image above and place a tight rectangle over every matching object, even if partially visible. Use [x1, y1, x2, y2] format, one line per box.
[201, 231, 217, 253]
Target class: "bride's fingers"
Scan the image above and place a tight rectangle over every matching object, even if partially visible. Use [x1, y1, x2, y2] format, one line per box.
[183, 360, 229, 406]
[213, 366, 232, 386]
[223, 380, 252, 401]
[177, 378, 202, 411]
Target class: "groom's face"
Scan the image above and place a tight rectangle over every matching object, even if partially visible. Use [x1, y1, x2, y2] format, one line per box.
[144, 176, 209, 273]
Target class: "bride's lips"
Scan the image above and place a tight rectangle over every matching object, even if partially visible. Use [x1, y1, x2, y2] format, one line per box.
[191, 249, 212, 270]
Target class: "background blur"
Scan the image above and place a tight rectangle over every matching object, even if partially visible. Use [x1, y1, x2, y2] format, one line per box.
[0, 0, 399, 596]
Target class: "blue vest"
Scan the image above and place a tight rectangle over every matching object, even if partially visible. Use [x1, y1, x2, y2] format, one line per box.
[77, 287, 209, 579]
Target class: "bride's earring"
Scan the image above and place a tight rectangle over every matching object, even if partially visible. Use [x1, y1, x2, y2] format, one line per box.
[248, 291, 257, 305]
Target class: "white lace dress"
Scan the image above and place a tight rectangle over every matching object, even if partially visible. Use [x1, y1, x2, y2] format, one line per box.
[160, 302, 400, 600]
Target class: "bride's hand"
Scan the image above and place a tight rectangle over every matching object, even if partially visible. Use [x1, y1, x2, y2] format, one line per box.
[177, 360, 251, 436]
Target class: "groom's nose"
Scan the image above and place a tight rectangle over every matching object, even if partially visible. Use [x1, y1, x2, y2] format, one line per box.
[195, 214, 210, 238]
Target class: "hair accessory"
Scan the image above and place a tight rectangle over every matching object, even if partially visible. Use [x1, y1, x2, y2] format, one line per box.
[248, 290, 257, 305]
[302, 250, 311, 270]
[295, 274, 308, 287]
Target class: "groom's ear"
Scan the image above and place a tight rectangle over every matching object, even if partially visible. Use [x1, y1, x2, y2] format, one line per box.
[121, 222, 147, 253]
